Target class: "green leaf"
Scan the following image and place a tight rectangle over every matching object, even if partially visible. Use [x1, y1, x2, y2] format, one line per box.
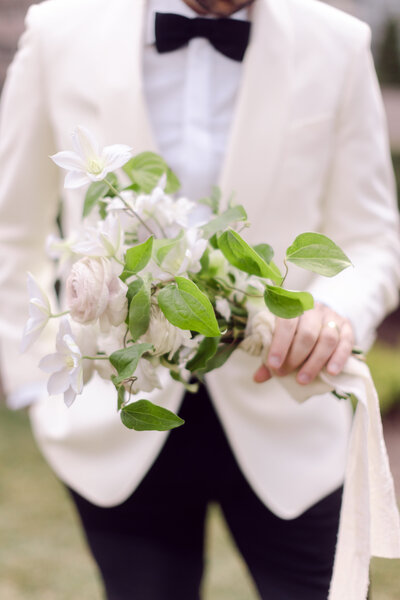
[286, 233, 352, 277]
[126, 279, 144, 304]
[198, 186, 221, 214]
[198, 342, 237, 374]
[121, 236, 153, 282]
[123, 152, 180, 194]
[153, 231, 184, 265]
[120, 399, 184, 431]
[253, 243, 274, 264]
[129, 285, 151, 342]
[201, 205, 247, 239]
[264, 285, 314, 319]
[218, 229, 282, 284]
[157, 277, 220, 337]
[186, 337, 220, 372]
[110, 343, 153, 386]
[83, 174, 118, 218]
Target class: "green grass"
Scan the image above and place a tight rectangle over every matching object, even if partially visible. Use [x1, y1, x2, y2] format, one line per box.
[367, 341, 400, 414]
[1, 404, 400, 599]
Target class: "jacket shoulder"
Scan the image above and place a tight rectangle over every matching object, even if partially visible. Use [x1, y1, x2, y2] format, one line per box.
[24, 0, 113, 33]
[286, 0, 371, 49]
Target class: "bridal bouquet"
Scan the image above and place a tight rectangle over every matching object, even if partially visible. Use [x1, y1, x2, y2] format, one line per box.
[22, 127, 352, 431]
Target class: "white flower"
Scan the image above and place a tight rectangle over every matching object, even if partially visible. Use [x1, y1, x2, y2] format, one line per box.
[216, 298, 231, 322]
[39, 319, 83, 407]
[160, 228, 207, 276]
[51, 126, 133, 189]
[239, 309, 275, 362]
[94, 324, 126, 380]
[72, 213, 124, 262]
[141, 303, 195, 359]
[128, 357, 162, 394]
[66, 257, 128, 331]
[21, 273, 53, 352]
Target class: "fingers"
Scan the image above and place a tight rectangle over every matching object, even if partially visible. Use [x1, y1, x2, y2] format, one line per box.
[253, 364, 272, 383]
[326, 321, 354, 375]
[296, 319, 343, 384]
[266, 316, 299, 370]
[253, 303, 355, 385]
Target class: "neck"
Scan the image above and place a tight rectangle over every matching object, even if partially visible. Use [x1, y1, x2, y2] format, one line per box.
[180, 0, 254, 17]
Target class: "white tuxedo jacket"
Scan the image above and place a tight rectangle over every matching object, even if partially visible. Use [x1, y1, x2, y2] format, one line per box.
[0, 0, 399, 516]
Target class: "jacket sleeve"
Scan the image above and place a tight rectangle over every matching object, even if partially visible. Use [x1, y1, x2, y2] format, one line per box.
[0, 6, 60, 399]
[307, 25, 400, 350]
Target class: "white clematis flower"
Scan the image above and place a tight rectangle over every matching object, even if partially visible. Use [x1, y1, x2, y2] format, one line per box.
[51, 126, 133, 189]
[39, 319, 84, 407]
[21, 273, 53, 352]
[71, 213, 124, 262]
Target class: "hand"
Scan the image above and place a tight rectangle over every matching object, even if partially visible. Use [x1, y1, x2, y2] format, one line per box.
[253, 303, 354, 385]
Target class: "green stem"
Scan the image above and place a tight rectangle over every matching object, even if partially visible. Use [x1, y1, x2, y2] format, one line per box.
[105, 178, 155, 237]
[281, 259, 289, 287]
[82, 355, 110, 361]
[50, 310, 70, 319]
[214, 277, 263, 298]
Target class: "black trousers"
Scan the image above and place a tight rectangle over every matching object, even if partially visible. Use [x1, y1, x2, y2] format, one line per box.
[69, 384, 342, 600]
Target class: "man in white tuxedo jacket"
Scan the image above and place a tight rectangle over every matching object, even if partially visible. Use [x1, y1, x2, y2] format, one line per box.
[0, 0, 399, 598]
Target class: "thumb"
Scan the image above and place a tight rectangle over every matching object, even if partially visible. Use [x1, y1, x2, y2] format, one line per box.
[253, 364, 272, 383]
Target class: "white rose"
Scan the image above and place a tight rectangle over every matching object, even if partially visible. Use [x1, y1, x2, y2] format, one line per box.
[141, 302, 195, 358]
[128, 357, 162, 394]
[239, 308, 275, 362]
[66, 257, 128, 330]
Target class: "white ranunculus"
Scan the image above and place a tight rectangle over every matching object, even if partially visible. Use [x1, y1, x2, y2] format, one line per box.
[141, 303, 194, 359]
[39, 319, 84, 407]
[128, 357, 162, 394]
[66, 257, 128, 330]
[51, 125, 133, 189]
[239, 308, 275, 362]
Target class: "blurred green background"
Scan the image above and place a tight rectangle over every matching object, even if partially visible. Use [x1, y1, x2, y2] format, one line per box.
[1, 0, 400, 598]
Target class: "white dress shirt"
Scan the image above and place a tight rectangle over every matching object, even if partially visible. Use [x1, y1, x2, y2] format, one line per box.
[143, 0, 249, 204]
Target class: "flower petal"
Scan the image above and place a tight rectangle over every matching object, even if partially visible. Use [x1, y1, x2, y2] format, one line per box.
[101, 144, 133, 171]
[20, 318, 46, 352]
[47, 369, 70, 395]
[50, 150, 86, 171]
[27, 273, 51, 311]
[72, 126, 100, 162]
[64, 386, 77, 408]
[64, 170, 91, 189]
[39, 353, 66, 373]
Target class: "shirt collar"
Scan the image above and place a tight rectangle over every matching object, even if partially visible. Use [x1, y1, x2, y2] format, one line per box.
[145, 0, 250, 45]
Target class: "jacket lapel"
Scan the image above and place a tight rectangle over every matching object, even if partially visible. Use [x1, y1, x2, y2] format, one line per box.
[98, 0, 293, 216]
[218, 0, 293, 223]
[100, 0, 157, 152]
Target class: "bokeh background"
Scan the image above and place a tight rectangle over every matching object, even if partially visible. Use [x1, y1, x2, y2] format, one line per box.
[1, 0, 400, 598]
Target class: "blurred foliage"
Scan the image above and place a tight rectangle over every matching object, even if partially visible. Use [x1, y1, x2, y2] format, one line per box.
[367, 341, 400, 415]
[377, 19, 400, 86]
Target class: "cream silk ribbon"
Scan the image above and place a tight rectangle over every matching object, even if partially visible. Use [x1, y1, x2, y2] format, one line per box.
[241, 309, 400, 599]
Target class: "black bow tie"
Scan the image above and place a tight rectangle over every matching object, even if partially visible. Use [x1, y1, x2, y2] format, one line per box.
[155, 12, 251, 62]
